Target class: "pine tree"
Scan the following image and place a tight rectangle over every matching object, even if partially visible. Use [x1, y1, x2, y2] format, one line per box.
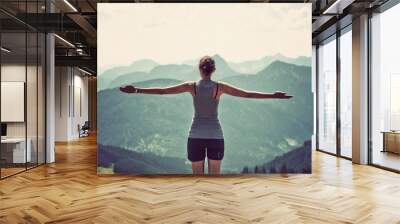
[280, 164, 288, 173]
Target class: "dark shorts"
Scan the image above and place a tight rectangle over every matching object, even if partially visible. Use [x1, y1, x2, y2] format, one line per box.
[187, 138, 224, 162]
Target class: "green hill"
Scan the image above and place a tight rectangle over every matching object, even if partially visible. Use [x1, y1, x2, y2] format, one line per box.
[108, 71, 149, 89]
[98, 144, 191, 174]
[98, 61, 312, 174]
[242, 140, 311, 174]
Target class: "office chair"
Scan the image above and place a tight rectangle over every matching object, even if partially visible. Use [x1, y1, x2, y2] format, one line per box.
[79, 121, 90, 138]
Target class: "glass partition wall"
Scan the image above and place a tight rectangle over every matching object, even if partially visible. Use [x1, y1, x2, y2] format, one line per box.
[339, 27, 352, 159]
[316, 26, 353, 159]
[317, 35, 337, 155]
[370, 3, 400, 171]
[316, 1, 400, 171]
[0, 2, 46, 179]
[0, 31, 27, 177]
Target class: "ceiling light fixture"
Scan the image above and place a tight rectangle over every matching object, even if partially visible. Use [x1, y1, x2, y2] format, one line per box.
[63, 0, 78, 12]
[54, 34, 75, 48]
[323, 0, 355, 15]
[78, 67, 93, 76]
[1, 47, 11, 53]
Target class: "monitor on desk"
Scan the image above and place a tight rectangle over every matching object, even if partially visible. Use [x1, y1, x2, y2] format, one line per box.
[1, 123, 7, 138]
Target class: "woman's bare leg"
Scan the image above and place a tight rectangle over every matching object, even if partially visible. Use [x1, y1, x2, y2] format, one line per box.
[208, 159, 222, 175]
[192, 161, 205, 174]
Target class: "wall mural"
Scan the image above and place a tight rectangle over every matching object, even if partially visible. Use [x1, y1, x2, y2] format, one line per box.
[97, 3, 312, 175]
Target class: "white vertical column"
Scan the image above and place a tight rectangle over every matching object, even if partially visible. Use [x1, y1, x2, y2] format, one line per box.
[55, 67, 74, 141]
[352, 14, 369, 164]
[312, 45, 317, 150]
[46, 33, 55, 163]
[46, 1, 55, 163]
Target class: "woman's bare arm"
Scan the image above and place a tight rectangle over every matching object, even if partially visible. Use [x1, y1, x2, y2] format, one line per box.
[120, 82, 194, 95]
[219, 82, 292, 99]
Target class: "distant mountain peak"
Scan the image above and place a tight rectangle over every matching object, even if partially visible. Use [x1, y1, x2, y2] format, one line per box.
[130, 59, 158, 66]
[212, 54, 227, 63]
[268, 60, 294, 68]
[256, 60, 299, 76]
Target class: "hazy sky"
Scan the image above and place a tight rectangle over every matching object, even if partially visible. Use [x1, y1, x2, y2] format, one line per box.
[98, 3, 311, 70]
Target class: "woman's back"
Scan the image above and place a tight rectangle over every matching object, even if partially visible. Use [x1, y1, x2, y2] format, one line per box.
[189, 80, 223, 139]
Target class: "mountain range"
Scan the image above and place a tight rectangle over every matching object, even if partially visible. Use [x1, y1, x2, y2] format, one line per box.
[97, 59, 313, 174]
[229, 54, 311, 74]
[99, 59, 159, 90]
[98, 54, 311, 90]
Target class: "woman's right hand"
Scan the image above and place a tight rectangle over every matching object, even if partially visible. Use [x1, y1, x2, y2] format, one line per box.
[273, 91, 293, 99]
[120, 85, 136, 93]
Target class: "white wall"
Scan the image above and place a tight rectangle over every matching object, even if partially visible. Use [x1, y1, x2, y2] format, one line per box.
[1, 65, 26, 140]
[55, 66, 70, 141]
[1, 63, 46, 164]
[55, 67, 89, 141]
[71, 73, 89, 138]
[1, 65, 36, 138]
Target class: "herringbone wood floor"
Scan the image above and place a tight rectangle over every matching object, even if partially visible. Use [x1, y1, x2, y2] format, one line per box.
[1, 135, 400, 224]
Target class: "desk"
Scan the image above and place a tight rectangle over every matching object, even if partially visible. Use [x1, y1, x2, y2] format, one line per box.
[1, 138, 31, 163]
[382, 131, 400, 154]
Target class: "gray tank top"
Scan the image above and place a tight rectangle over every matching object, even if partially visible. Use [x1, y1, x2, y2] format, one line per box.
[188, 80, 224, 139]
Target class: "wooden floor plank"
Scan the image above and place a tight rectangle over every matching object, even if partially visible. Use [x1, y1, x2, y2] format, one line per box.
[0, 134, 399, 223]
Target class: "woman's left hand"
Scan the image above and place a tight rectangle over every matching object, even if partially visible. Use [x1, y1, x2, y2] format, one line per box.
[120, 85, 136, 93]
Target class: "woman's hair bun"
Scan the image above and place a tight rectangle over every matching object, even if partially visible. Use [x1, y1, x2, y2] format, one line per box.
[199, 56, 215, 76]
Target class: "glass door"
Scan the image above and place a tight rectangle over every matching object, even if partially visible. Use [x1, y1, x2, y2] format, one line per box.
[0, 1, 47, 179]
[1, 31, 28, 178]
